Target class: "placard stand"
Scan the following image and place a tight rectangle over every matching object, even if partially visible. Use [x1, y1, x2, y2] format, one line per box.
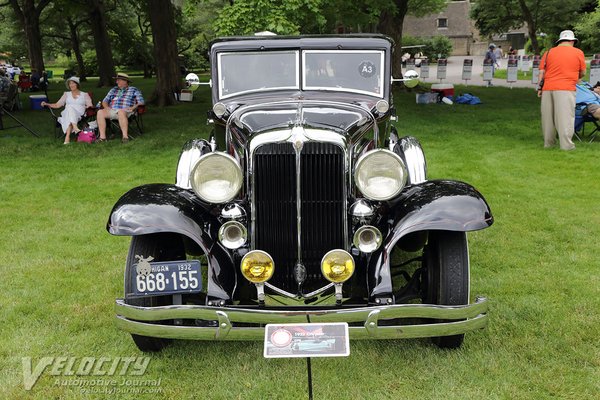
[462, 59, 472, 85]
[437, 59, 447, 83]
[506, 58, 519, 89]
[0, 106, 40, 137]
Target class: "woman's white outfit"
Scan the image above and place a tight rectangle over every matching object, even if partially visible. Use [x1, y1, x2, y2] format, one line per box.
[56, 91, 92, 133]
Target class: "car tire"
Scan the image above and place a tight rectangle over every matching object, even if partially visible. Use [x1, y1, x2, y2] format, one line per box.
[124, 233, 185, 352]
[424, 230, 469, 349]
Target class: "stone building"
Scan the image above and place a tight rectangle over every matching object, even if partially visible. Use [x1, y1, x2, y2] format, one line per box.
[402, 0, 479, 56]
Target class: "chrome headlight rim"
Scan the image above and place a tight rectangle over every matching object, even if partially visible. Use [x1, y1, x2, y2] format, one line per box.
[190, 152, 243, 204]
[354, 149, 407, 201]
[218, 220, 248, 249]
[353, 225, 383, 253]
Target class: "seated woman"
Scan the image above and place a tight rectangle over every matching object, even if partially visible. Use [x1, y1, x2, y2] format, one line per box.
[41, 76, 92, 144]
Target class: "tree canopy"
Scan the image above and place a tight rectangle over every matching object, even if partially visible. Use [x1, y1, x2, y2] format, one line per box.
[470, 0, 592, 54]
[2, 0, 600, 106]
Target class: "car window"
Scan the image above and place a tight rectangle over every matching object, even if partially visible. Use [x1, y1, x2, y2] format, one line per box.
[218, 51, 299, 99]
[302, 50, 384, 97]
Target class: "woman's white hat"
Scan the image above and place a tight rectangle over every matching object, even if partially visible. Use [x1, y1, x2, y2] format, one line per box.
[65, 76, 80, 89]
[556, 30, 577, 44]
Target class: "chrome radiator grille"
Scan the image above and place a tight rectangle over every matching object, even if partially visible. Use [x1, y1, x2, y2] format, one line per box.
[253, 142, 345, 292]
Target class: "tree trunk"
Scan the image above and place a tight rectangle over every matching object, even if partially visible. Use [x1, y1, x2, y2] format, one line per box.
[88, 0, 115, 87]
[147, 0, 182, 106]
[67, 18, 87, 81]
[518, 0, 540, 54]
[378, 0, 409, 82]
[9, 0, 50, 73]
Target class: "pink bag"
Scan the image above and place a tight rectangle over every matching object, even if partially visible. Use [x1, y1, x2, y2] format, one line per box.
[77, 129, 97, 143]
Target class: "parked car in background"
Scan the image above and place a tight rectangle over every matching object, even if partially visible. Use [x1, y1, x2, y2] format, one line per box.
[108, 34, 493, 352]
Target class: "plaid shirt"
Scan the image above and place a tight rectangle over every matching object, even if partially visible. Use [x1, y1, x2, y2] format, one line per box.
[103, 85, 144, 109]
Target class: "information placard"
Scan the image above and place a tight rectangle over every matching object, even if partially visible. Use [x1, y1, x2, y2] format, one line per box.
[462, 58, 473, 81]
[420, 59, 429, 79]
[406, 58, 416, 70]
[532, 58, 540, 84]
[264, 323, 350, 358]
[483, 59, 493, 82]
[521, 55, 531, 73]
[590, 59, 600, 86]
[437, 59, 447, 80]
[507, 58, 518, 83]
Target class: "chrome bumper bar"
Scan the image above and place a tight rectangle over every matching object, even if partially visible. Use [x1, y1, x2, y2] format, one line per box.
[115, 297, 488, 341]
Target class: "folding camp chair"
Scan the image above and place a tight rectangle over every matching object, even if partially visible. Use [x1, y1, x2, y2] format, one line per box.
[47, 105, 97, 139]
[17, 74, 32, 92]
[108, 104, 146, 138]
[574, 82, 600, 143]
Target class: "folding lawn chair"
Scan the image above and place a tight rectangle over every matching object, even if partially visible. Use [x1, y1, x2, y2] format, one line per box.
[574, 83, 600, 143]
[47, 105, 97, 140]
[108, 104, 146, 138]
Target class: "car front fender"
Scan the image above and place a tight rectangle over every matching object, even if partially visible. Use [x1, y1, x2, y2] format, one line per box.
[368, 179, 493, 298]
[107, 183, 236, 301]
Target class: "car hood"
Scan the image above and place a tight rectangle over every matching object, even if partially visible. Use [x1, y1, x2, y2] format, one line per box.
[228, 99, 377, 138]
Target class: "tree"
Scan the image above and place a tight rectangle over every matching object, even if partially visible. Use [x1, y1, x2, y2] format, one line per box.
[3, 0, 51, 72]
[87, 0, 115, 86]
[575, 1, 600, 53]
[147, 0, 182, 106]
[377, 0, 446, 78]
[214, 0, 326, 36]
[42, 1, 92, 80]
[471, 0, 588, 55]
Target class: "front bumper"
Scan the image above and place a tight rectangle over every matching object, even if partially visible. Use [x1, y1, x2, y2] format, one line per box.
[115, 297, 488, 340]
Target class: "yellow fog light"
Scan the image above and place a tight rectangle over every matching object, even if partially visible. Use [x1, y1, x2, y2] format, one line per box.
[321, 249, 355, 283]
[241, 250, 274, 283]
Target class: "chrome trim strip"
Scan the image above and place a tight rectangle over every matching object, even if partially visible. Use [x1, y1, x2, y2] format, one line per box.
[116, 297, 487, 323]
[115, 297, 488, 341]
[264, 282, 334, 299]
[399, 136, 427, 185]
[116, 315, 487, 341]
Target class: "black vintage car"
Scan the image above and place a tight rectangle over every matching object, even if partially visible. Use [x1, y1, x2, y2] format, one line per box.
[108, 35, 493, 352]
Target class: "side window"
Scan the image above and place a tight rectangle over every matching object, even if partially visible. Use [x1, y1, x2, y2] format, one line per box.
[437, 18, 448, 29]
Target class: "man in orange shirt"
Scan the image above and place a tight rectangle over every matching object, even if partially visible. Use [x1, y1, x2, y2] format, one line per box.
[538, 30, 586, 150]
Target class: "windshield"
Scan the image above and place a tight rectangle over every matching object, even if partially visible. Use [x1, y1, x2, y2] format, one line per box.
[218, 51, 300, 99]
[217, 49, 385, 99]
[302, 50, 384, 97]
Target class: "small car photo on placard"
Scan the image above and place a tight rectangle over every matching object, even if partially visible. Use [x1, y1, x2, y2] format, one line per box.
[264, 323, 349, 358]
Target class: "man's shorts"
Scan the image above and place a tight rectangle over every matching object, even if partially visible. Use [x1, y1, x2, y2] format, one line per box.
[587, 104, 599, 114]
[107, 108, 133, 119]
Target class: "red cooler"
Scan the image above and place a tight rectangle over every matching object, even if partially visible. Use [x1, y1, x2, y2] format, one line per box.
[431, 83, 454, 99]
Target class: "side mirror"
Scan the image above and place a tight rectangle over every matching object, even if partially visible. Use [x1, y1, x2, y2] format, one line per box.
[391, 70, 419, 88]
[185, 73, 211, 91]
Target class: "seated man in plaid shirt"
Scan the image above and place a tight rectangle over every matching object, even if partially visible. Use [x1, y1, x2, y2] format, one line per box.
[97, 73, 144, 142]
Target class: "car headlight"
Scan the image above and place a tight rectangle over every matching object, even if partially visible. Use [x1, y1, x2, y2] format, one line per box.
[190, 152, 243, 203]
[354, 149, 407, 201]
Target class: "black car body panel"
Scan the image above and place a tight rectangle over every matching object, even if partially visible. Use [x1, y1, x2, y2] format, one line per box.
[108, 34, 492, 349]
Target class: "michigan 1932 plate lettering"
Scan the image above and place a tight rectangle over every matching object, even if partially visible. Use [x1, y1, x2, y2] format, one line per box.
[131, 260, 202, 297]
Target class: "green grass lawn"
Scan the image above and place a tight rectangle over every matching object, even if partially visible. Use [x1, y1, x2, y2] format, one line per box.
[1, 81, 599, 399]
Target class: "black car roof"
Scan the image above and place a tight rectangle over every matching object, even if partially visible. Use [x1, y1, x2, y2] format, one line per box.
[210, 34, 394, 53]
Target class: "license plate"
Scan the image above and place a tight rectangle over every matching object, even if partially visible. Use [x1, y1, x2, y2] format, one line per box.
[131, 260, 202, 296]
